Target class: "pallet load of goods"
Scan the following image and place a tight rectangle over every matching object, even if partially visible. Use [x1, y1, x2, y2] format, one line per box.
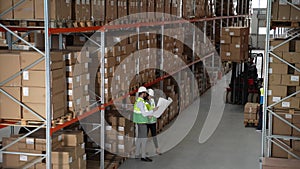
[244, 102, 260, 127]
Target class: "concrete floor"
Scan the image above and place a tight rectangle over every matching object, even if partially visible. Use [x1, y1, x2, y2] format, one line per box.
[119, 75, 261, 169]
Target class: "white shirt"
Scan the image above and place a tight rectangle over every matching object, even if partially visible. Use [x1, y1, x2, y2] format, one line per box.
[137, 97, 153, 117]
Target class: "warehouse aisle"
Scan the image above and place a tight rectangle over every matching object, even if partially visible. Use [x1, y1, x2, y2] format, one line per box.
[119, 73, 261, 169]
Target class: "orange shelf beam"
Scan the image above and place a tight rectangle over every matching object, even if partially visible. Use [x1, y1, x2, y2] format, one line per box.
[50, 52, 214, 135]
[48, 15, 248, 34]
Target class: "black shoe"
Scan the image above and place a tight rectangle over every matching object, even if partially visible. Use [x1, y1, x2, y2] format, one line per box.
[145, 157, 153, 162]
[141, 157, 153, 162]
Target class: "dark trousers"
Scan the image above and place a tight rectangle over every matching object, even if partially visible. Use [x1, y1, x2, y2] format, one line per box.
[147, 123, 158, 148]
[257, 104, 263, 130]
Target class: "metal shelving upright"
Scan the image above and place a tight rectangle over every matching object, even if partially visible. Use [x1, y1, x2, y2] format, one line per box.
[262, 0, 300, 168]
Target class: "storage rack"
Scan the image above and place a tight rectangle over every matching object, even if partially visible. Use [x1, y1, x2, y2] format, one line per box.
[0, 0, 249, 169]
[262, 0, 300, 168]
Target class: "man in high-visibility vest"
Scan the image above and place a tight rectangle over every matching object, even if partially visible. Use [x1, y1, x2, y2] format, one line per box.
[145, 89, 161, 155]
[134, 86, 158, 162]
[257, 83, 264, 131]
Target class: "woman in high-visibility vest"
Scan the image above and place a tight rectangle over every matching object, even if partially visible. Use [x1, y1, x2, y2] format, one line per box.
[133, 86, 158, 162]
[145, 89, 161, 155]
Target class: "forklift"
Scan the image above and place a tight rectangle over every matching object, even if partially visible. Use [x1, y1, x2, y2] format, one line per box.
[225, 52, 263, 104]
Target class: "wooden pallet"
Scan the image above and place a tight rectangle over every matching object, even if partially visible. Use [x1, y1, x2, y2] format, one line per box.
[244, 119, 258, 127]
[271, 20, 300, 28]
[0, 19, 44, 27]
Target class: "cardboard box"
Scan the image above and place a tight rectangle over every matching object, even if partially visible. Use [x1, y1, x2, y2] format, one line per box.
[0, 52, 21, 86]
[271, 138, 291, 158]
[269, 52, 282, 63]
[2, 154, 22, 168]
[35, 0, 72, 20]
[244, 102, 259, 113]
[91, 0, 105, 21]
[22, 102, 65, 121]
[13, 0, 34, 19]
[80, 73, 90, 86]
[273, 113, 292, 135]
[0, 0, 13, 19]
[220, 35, 231, 44]
[61, 130, 84, 147]
[278, 5, 291, 20]
[0, 87, 21, 119]
[269, 63, 288, 74]
[262, 157, 300, 169]
[296, 40, 300, 52]
[20, 51, 64, 70]
[268, 85, 287, 97]
[268, 74, 282, 85]
[52, 147, 75, 165]
[22, 69, 65, 88]
[271, 0, 279, 20]
[282, 52, 300, 63]
[281, 75, 300, 86]
[78, 154, 87, 169]
[270, 39, 290, 52]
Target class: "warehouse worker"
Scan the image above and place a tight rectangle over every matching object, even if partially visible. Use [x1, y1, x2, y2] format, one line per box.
[145, 89, 161, 155]
[257, 82, 263, 131]
[134, 86, 158, 162]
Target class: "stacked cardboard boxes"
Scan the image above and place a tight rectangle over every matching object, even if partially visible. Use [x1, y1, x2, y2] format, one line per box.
[2, 129, 62, 168]
[21, 51, 67, 121]
[267, 38, 300, 159]
[0, 51, 66, 121]
[244, 102, 259, 123]
[3, 130, 87, 169]
[220, 27, 249, 62]
[105, 111, 135, 156]
[65, 51, 90, 117]
[262, 158, 300, 169]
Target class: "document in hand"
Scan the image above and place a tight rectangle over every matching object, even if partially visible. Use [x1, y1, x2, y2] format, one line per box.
[152, 97, 173, 118]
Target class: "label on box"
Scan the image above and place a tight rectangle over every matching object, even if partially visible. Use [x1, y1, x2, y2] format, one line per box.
[268, 90, 272, 96]
[272, 97, 281, 102]
[282, 102, 290, 107]
[76, 99, 81, 105]
[23, 71, 29, 80]
[69, 157, 73, 163]
[80, 37, 85, 42]
[76, 76, 80, 82]
[229, 32, 234, 36]
[58, 135, 62, 141]
[20, 155, 28, 162]
[118, 135, 124, 140]
[83, 154, 87, 160]
[68, 102, 73, 107]
[76, 0, 80, 4]
[285, 114, 292, 119]
[93, 0, 96, 5]
[111, 1, 114, 6]
[84, 85, 88, 91]
[65, 53, 71, 60]
[23, 87, 29, 96]
[105, 143, 111, 149]
[118, 126, 125, 131]
[291, 75, 299, 82]
[86, 95, 89, 101]
[26, 138, 34, 145]
[67, 78, 73, 83]
[81, 143, 85, 149]
[269, 68, 273, 74]
[235, 44, 240, 48]
[270, 57, 273, 63]
[118, 145, 124, 149]
[106, 126, 112, 131]
[220, 40, 225, 44]
[85, 63, 88, 69]
[81, 0, 86, 4]
[105, 88, 108, 94]
[86, 0, 90, 4]
[68, 90, 73, 95]
[226, 52, 231, 56]
[86, 74, 90, 80]
[66, 66, 72, 72]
